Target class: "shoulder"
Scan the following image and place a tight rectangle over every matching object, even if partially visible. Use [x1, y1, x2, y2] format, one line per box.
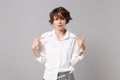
[40, 31, 51, 38]
[68, 31, 78, 38]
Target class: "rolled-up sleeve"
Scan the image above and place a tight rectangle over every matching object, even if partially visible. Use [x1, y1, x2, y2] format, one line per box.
[70, 40, 84, 65]
[35, 35, 46, 64]
[36, 53, 46, 64]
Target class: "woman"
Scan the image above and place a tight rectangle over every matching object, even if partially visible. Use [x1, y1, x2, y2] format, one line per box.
[32, 6, 86, 80]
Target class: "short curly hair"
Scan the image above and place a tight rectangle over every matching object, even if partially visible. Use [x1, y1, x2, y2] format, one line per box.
[49, 6, 72, 24]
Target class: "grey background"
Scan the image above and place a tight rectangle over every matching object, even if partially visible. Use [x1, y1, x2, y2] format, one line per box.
[0, 0, 120, 80]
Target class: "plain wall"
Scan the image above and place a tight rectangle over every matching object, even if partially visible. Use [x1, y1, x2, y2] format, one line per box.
[0, 0, 120, 80]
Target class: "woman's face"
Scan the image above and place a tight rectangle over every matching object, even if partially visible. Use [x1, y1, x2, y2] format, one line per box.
[52, 16, 66, 31]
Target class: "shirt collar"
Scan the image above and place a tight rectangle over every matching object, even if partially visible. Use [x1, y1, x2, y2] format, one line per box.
[50, 29, 70, 40]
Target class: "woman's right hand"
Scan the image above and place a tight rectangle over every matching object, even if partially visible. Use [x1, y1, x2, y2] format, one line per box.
[32, 37, 43, 50]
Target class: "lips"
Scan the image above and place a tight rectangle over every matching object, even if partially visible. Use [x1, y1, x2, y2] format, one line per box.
[58, 25, 62, 27]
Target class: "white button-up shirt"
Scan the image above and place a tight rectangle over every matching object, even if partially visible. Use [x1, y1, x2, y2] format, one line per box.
[36, 29, 84, 80]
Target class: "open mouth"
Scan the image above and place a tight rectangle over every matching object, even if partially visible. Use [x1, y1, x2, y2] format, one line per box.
[58, 25, 62, 28]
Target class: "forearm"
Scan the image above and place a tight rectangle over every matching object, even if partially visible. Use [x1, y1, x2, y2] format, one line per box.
[70, 49, 84, 65]
[32, 48, 41, 58]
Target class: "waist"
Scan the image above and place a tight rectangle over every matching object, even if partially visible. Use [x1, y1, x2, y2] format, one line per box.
[58, 71, 71, 74]
[58, 66, 74, 72]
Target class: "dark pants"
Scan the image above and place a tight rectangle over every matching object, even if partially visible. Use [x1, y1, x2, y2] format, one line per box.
[57, 71, 75, 80]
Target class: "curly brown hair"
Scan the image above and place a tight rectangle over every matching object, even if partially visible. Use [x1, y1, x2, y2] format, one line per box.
[49, 6, 72, 24]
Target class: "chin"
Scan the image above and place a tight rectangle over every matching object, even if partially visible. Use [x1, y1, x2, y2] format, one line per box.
[57, 28, 64, 31]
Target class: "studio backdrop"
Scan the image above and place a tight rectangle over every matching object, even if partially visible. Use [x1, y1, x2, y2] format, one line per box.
[0, 0, 120, 80]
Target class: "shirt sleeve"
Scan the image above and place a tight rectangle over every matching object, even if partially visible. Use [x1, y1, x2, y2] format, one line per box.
[70, 39, 84, 65]
[35, 34, 47, 64]
[35, 54, 46, 64]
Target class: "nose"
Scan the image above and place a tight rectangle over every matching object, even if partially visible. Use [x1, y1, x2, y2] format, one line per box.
[58, 19, 61, 24]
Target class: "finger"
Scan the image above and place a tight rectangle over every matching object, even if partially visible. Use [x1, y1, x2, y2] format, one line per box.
[82, 35, 85, 41]
[38, 37, 44, 40]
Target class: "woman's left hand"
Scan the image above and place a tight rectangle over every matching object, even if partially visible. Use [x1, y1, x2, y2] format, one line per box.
[75, 35, 86, 50]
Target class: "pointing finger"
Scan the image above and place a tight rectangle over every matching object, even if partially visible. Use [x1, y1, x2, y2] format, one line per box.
[38, 37, 44, 40]
[82, 35, 85, 41]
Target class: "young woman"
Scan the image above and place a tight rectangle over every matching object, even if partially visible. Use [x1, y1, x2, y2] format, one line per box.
[32, 6, 86, 80]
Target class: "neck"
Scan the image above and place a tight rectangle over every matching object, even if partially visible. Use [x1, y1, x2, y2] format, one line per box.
[55, 29, 66, 36]
[55, 29, 66, 40]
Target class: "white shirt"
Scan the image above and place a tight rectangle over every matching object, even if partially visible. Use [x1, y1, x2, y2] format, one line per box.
[35, 29, 84, 80]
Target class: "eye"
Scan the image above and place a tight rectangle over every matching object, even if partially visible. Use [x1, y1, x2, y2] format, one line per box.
[54, 18, 58, 20]
[61, 17, 65, 20]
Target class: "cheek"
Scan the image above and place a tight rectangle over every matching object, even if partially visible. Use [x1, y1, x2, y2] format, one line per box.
[63, 21, 66, 25]
[63, 20, 67, 24]
[53, 21, 57, 25]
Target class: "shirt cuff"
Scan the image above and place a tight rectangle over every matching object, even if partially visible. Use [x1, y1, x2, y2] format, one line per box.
[35, 56, 46, 64]
[75, 53, 84, 61]
[36, 56, 42, 62]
